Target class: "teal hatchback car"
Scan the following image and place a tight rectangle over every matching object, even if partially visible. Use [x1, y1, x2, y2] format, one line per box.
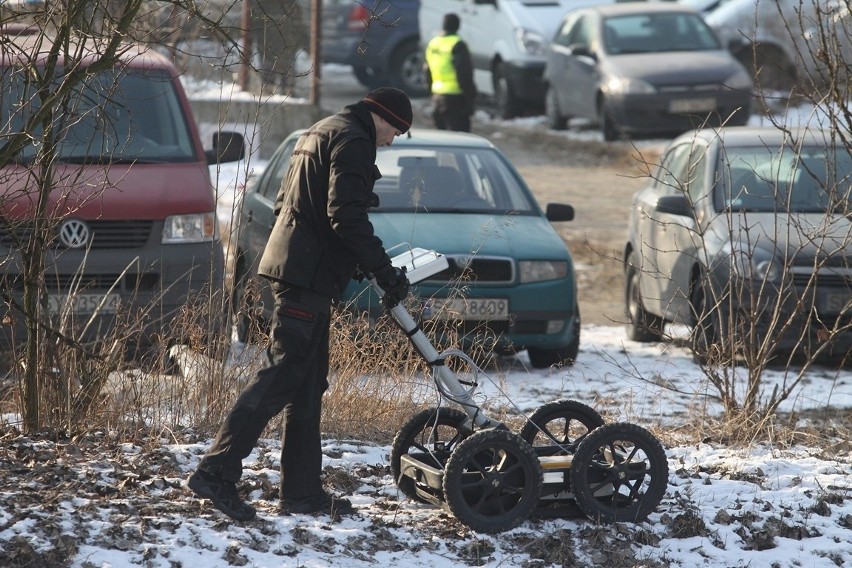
[233, 129, 579, 368]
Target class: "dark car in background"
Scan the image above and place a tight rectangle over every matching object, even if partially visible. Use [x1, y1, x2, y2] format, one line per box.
[233, 129, 581, 368]
[322, 0, 427, 97]
[624, 126, 852, 362]
[543, 2, 753, 141]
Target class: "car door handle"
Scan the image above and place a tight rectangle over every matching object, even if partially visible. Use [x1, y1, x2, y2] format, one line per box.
[246, 210, 253, 224]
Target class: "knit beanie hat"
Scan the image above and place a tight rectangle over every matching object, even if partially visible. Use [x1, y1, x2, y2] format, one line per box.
[443, 13, 460, 34]
[362, 87, 413, 133]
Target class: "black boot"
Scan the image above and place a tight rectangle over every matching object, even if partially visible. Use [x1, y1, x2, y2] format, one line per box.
[188, 469, 256, 522]
[280, 491, 355, 519]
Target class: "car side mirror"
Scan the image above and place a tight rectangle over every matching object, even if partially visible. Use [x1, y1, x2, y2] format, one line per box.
[568, 44, 595, 59]
[655, 194, 694, 218]
[726, 38, 745, 52]
[207, 131, 246, 164]
[546, 203, 575, 222]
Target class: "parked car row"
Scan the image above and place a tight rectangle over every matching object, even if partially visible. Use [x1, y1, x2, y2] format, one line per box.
[419, 0, 756, 141]
[230, 119, 852, 370]
[330, 0, 850, 141]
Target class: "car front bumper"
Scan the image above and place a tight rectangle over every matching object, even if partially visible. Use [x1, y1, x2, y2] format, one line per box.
[605, 90, 752, 136]
[0, 241, 226, 350]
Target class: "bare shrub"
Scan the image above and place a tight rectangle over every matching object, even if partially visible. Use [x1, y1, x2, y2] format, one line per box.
[322, 284, 504, 443]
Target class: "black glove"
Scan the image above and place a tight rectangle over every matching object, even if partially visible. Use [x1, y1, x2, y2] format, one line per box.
[373, 263, 410, 308]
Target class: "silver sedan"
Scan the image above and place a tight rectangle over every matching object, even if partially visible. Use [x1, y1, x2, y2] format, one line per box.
[544, 2, 753, 141]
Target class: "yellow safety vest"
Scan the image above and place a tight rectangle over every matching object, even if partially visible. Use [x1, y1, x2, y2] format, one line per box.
[425, 34, 462, 95]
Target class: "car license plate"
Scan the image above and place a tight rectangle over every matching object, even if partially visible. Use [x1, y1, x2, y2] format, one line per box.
[47, 293, 121, 314]
[817, 291, 851, 314]
[669, 97, 716, 113]
[424, 298, 509, 320]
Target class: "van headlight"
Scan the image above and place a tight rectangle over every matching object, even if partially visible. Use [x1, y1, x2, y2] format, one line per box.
[515, 28, 548, 56]
[519, 260, 568, 283]
[162, 212, 218, 244]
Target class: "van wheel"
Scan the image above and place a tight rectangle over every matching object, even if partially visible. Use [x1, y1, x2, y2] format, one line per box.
[494, 62, 520, 119]
[353, 66, 384, 88]
[545, 84, 568, 130]
[625, 252, 664, 342]
[389, 39, 428, 97]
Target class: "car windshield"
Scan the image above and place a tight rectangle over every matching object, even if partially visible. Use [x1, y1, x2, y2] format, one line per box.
[1, 67, 196, 163]
[603, 12, 721, 54]
[718, 145, 852, 214]
[372, 145, 538, 214]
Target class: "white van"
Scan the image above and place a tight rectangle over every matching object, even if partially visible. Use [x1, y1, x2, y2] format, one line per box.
[419, 0, 616, 118]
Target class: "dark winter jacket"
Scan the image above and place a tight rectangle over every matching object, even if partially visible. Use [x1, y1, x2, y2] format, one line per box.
[257, 102, 392, 299]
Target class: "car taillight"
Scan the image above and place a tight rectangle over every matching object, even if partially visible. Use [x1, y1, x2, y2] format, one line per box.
[347, 5, 369, 31]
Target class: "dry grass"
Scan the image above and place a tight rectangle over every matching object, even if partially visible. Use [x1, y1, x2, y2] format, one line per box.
[2, 265, 848, 452]
[0, 279, 509, 445]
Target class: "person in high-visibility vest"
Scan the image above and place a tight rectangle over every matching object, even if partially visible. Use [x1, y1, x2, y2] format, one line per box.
[423, 13, 477, 132]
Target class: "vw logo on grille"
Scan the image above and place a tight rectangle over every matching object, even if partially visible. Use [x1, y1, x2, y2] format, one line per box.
[58, 219, 91, 249]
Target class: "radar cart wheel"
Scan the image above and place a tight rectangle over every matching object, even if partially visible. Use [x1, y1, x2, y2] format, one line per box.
[520, 399, 605, 452]
[570, 423, 668, 523]
[443, 429, 542, 533]
[391, 407, 472, 502]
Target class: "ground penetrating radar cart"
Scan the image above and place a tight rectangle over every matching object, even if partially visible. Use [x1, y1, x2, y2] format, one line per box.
[370, 248, 669, 533]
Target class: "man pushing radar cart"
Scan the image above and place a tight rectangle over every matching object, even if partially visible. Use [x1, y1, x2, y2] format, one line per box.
[373, 246, 669, 533]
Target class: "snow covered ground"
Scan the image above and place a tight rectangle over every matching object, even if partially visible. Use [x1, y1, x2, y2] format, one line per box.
[2, 329, 850, 567]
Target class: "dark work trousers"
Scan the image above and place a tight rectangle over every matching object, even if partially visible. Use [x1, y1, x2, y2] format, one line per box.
[432, 94, 472, 132]
[198, 281, 331, 502]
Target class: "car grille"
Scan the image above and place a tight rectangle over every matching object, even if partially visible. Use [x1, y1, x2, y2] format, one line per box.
[0, 221, 153, 249]
[657, 83, 722, 93]
[422, 255, 514, 284]
[792, 273, 852, 287]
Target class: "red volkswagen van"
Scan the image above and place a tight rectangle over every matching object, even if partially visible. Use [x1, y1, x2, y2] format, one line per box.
[0, 28, 244, 362]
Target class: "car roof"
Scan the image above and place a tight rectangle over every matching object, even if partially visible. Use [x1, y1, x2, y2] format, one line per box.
[285, 128, 500, 150]
[0, 27, 175, 70]
[394, 129, 499, 149]
[681, 126, 836, 148]
[580, 2, 700, 17]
